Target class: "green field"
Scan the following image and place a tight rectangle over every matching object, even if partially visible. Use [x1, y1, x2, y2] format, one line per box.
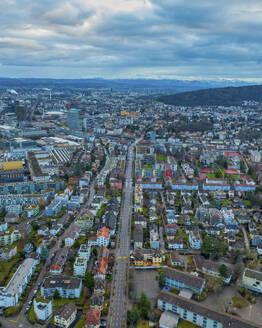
[156, 155, 167, 162]
[178, 319, 200, 328]
[137, 321, 149, 328]
[232, 296, 249, 308]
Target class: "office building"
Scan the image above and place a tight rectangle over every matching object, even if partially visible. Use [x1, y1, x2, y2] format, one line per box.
[67, 108, 81, 131]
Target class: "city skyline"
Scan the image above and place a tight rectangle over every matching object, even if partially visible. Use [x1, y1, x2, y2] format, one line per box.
[1, 0, 262, 80]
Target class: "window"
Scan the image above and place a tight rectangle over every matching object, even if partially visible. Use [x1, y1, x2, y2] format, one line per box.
[172, 305, 177, 312]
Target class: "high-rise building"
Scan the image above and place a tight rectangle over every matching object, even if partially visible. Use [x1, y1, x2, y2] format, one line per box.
[67, 108, 81, 131]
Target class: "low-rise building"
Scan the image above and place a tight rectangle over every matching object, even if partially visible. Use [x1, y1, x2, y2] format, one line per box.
[41, 276, 82, 299]
[167, 239, 184, 250]
[93, 247, 109, 280]
[54, 302, 77, 328]
[189, 231, 202, 249]
[170, 252, 183, 267]
[96, 226, 110, 247]
[90, 294, 104, 311]
[50, 248, 69, 275]
[34, 297, 53, 321]
[64, 224, 80, 247]
[159, 310, 179, 328]
[78, 244, 91, 260]
[164, 267, 206, 295]
[158, 291, 259, 328]
[85, 308, 101, 328]
[0, 258, 37, 307]
[74, 257, 88, 277]
[45, 199, 63, 217]
[0, 245, 17, 261]
[25, 204, 39, 218]
[134, 225, 143, 249]
[241, 268, 262, 294]
[94, 278, 105, 295]
[0, 228, 21, 246]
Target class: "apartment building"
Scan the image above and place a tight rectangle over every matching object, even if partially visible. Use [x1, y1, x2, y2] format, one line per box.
[54, 302, 77, 328]
[0, 258, 37, 307]
[41, 276, 82, 299]
[74, 257, 88, 277]
[158, 291, 259, 328]
[164, 268, 206, 295]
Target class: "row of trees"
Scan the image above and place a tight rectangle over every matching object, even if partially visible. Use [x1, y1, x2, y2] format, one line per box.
[127, 292, 151, 327]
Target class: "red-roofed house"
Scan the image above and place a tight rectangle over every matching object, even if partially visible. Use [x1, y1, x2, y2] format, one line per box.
[85, 308, 101, 328]
[97, 226, 110, 247]
[224, 151, 239, 157]
[94, 247, 109, 279]
[165, 224, 179, 233]
[224, 169, 239, 175]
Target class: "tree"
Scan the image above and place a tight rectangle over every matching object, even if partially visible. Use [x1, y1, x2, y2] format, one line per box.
[40, 247, 49, 260]
[74, 163, 81, 177]
[157, 269, 166, 288]
[53, 289, 61, 300]
[233, 263, 243, 281]
[219, 264, 228, 278]
[230, 248, 241, 264]
[214, 168, 223, 178]
[73, 238, 81, 249]
[240, 161, 246, 173]
[84, 272, 94, 291]
[216, 240, 228, 257]
[138, 292, 151, 319]
[201, 235, 213, 258]
[92, 247, 98, 257]
[127, 307, 140, 327]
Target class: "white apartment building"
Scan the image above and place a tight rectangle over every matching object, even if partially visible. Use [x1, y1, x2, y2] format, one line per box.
[34, 297, 53, 321]
[73, 257, 88, 277]
[0, 258, 37, 307]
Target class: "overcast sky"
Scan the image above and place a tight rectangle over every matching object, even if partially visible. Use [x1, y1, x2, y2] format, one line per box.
[1, 0, 262, 80]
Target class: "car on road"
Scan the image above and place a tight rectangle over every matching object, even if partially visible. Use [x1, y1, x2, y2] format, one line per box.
[24, 306, 30, 314]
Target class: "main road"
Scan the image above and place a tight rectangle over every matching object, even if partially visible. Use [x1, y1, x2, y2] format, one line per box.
[108, 143, 135, 328]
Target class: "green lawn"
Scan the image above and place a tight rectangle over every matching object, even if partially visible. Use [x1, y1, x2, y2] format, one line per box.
[53, 289, 86, 311]
[143, 164, 153, 169]
[178, 319, 200, 328]
[232, 296, 249, 308]
[137, 321, 149, 328]
[28, 306, 37, 324]
[243, 200, 251, 207]
[156, 155, 167, 162]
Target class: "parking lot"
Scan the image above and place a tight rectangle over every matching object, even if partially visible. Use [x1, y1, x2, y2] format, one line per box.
[132, 269, 160, 305]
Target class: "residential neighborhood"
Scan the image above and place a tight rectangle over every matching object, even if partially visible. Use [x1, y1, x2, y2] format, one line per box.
[0, 84, 262, 328]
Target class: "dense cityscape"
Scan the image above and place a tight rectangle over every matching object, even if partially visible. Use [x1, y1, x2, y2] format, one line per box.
[0, 85, 260, 328]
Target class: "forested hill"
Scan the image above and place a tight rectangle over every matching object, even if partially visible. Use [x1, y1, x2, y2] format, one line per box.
[158, 84, 262, 106]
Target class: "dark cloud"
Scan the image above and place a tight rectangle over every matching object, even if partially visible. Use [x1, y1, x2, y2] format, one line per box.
[0, 0, 262, 79]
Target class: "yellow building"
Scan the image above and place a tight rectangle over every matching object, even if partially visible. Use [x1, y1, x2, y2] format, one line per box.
[120, 110, 138, 116]
[2, 161, 23, 170]
[134, 259, 145, 266]
[152, 254, 163, 264]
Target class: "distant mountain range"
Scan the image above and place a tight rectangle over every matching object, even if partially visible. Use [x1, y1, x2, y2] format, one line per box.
[0, 77, 254, 93]
[158, 84, 262, 106]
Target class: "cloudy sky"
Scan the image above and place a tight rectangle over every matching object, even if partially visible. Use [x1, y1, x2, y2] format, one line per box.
[0, 0, 262, 80]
